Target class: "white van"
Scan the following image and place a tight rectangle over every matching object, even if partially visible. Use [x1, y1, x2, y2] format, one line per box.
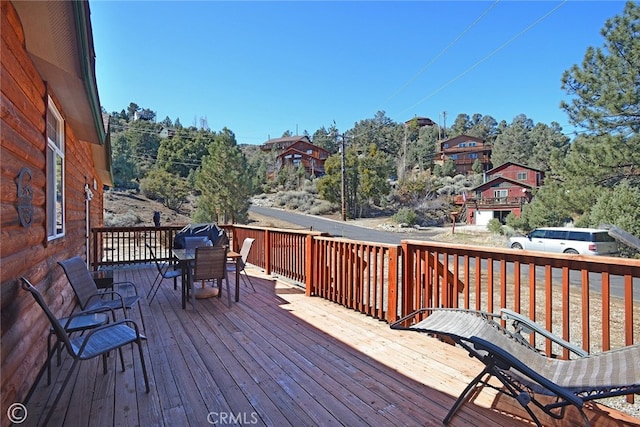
[508, 227, 618, 255]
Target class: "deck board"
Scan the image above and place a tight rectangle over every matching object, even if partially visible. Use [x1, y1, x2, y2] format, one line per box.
[21, 265, 639, 427]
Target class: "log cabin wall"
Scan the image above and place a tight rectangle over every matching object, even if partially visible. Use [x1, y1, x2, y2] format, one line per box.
[1, 0, 106, 416]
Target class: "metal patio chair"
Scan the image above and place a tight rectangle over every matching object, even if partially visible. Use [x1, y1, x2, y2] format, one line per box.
[391, 307, 640, 427]
[58, 256, 145, 329]
[20, 277, 149, 426]
[192, 246, 231, 310]
[227, 237, 256, 292]
[146, 242, 181, 304]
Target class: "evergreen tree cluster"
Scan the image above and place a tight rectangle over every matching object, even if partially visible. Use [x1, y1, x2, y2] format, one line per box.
[105, 2, 639, 237]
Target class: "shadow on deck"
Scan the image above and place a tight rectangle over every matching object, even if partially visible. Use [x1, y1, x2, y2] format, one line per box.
[21, 266, 640, 426]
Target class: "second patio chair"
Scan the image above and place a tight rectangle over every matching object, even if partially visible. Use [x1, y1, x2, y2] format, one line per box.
[146, 242, 181, 304]
[227, 237, 256, 292]
[58, 256, 145, 329]
[192, 246, 231, 310]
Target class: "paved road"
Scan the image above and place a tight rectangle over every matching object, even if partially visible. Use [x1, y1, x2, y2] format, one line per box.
[250, 206, 639, 301]
[249, 206, 439, 245]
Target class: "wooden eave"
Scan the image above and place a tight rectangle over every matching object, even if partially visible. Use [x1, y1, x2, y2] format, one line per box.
[12, 0, 113, 186]
[471, 176, 537, 192]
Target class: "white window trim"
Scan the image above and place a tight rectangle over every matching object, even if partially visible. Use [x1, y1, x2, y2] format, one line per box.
[47, 97, 65, 240]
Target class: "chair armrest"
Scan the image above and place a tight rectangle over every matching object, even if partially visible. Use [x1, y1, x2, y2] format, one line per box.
[501, 309, 588, 357]
[86, 292, 127, 311]
[104, 280, 139, 295]
[468, 336, 584, 408]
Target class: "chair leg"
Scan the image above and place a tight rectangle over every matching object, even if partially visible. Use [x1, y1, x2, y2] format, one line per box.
[118, 347, 126, 371]
[444, 367, 492, 424]
[137, 300, 146, 330]
[191, 276, 196, 312]
[241, 271, 256, 292]
[136, 338, 150, 392]
[146, 274, 162, 300]
[225, 274, 232, 308]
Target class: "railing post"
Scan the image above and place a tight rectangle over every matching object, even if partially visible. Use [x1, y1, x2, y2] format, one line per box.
[305, 235, 314, 296]
[387, 245, 399, 323]
[264, 229, 272, 275]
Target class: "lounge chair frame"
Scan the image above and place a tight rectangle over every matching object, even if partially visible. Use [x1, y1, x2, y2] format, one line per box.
[391, 308, 640, 427]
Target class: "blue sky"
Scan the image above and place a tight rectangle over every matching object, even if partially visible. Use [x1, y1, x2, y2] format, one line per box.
[91, 1, 626, 145]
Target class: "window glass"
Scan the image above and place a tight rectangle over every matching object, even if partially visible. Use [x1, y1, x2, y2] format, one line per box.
[568, 231, 589, 241]
[530, 229, 547, 238]
[47, 98, 65, 240]
[546, 230, 568, 239]
[593, 232, 616, 242]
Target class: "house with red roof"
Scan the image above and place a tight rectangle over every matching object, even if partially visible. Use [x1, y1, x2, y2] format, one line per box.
[464, 162, 545, 225]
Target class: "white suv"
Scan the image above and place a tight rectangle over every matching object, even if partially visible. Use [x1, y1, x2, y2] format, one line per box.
[508, 227, 618, 256]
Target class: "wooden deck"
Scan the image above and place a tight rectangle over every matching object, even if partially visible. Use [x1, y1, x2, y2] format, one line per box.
[22, 266, 639, 427]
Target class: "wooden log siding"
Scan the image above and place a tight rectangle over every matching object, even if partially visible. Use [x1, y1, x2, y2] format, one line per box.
[0, 0, 108, 415]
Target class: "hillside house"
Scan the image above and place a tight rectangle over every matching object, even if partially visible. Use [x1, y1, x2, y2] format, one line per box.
[464, 162, 544, 225]
[1, 0, 112, 415]
[262, 135, 330, 177]
[435, 134, 492, 174]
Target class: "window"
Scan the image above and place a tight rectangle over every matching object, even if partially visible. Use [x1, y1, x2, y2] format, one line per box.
[494, 189, 508, 198]
[468, 142, 476, 147]
[458, 143, 466, 148]
[450, 154, 458, 160]
[517, 172, 527, 180]
[47, 98, 65, 240]
[469, 153, 478, 159]
[546, 230, 568, 240]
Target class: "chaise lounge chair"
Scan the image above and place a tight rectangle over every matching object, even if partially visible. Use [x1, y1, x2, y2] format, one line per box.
[390, 308, 640, 427]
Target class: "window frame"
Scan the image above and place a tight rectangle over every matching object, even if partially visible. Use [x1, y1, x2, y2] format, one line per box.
[46, 97, 65, 240]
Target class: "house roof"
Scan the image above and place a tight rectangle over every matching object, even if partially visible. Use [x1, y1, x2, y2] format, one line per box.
[12, 1, 112, 186]
[262, 135, 311, 147]
[470, 175, 537, 192]
[487, 161, 544, 175]
[404, 117, 436, 127]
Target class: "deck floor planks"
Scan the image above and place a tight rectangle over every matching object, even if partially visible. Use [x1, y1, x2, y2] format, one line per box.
[226, 309, 390, 426]
[249, 280, 502, 426]
[227, 295, 428, 426]
[20, 265, 638, 427]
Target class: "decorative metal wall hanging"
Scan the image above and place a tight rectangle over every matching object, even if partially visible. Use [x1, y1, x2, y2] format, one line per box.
[17, 167, 34, 227]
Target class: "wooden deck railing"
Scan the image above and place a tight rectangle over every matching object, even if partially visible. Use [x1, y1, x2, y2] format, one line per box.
[91, 226, 184, 268]
[91, 225, 639, 357]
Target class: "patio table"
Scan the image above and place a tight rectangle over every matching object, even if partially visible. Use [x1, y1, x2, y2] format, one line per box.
[172, 248, 241, 309]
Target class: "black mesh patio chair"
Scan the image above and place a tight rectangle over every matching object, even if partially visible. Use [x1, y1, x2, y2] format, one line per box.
[146, 242, 181, 304]
[191, 246, 231, 310]
[227, 237, 256, 291]
[58, 256, 145, 329]
[391, 307, 640, 427]
[20, 277, 149, 426]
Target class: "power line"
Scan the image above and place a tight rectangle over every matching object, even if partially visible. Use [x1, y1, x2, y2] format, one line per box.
[379, 0, 500, 109]
[399, 0, 569, 115]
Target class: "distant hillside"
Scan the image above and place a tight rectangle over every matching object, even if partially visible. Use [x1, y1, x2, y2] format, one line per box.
[103, 190, 193, 227]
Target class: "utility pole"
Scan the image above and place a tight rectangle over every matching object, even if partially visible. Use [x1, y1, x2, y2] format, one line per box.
[340, 134, 346, 221]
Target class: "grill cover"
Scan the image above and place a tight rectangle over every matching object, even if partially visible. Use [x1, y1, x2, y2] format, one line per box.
[173, 223, 229, 249]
